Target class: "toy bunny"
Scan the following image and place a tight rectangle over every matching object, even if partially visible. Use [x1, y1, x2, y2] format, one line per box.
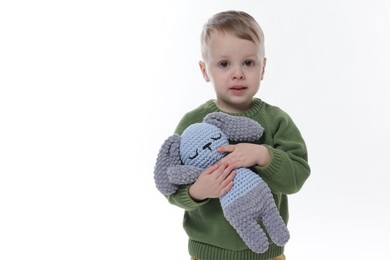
[154, 112, 289, 253]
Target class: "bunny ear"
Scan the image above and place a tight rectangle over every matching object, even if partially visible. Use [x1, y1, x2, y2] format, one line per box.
[154, 134, 182, 195]
[204, 112, 264, 142]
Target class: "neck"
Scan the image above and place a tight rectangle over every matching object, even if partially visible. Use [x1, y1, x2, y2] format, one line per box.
[214, 99, 254, 113]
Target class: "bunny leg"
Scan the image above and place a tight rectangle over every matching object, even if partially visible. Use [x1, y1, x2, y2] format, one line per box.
[261, 199, 290, 246]
[253, 181, 290, 246]
[223, 199, 269, 253]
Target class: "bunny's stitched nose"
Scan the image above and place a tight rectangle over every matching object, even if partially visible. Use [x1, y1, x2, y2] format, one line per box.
[202, 142, 212, 151]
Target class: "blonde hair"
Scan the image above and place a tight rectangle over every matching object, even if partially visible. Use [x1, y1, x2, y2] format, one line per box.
[200, 11, 265, 59]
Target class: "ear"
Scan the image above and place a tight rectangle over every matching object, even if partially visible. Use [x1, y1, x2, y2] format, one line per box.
[261, 57, 267, 80]
[203, 112, 264, 142]
[154, 134, 182, 195]
[199, 61, 210, 82]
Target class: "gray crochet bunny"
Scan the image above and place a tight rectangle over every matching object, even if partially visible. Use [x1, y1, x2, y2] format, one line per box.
[154, 112, 289, 253]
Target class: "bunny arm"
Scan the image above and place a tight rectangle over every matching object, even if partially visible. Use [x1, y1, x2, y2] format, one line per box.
[167, 165, 203, 185]
[203, 112, 264, 142]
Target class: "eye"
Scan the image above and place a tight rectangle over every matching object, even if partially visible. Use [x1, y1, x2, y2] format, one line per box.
[218, 61, 230, 68]
[211, 133, 222, 140]
[189, 149, 199, 159]
[244, 60, 255, 67]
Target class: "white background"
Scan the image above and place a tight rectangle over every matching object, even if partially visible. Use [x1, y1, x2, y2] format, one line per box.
[1, 0, 390, 259]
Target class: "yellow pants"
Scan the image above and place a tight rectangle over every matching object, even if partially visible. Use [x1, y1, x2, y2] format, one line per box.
[190, 254, 285, 260]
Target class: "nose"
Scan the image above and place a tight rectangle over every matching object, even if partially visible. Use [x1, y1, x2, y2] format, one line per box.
[202, 142, 212, 151]
[232, 66, 244, 80]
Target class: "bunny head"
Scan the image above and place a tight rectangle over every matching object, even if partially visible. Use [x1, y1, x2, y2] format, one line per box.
[180, 122, 228, 168]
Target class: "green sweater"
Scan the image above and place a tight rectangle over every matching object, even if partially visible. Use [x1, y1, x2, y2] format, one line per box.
[168, 98, 310, 260]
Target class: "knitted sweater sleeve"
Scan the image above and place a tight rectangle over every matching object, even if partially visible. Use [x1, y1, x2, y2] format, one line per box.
[167, 185, 210, 211]
[254, 110, 310, 195]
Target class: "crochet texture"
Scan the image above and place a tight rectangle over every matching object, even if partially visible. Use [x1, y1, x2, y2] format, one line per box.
[154, 112, 289, 253]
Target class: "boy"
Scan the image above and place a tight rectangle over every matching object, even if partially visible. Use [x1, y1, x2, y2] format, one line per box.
[166, 10, 310, 260]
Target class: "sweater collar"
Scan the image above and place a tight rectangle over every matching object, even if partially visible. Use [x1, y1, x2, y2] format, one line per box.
[205, 98, 263, 118]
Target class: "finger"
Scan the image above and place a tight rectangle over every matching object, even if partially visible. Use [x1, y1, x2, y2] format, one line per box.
[206, 162, 225, 178]
[219, 179, 234, 196]
[203, 164, 220, 175]
[217, 153, 235, 165]
[225, 159, 241, 169]
[214, 162, 232, 179]
[217, 145, 235, 153]
[221, 169, 236, 184]
[219, 169, 237, 196]
[217, 164, 235, 182]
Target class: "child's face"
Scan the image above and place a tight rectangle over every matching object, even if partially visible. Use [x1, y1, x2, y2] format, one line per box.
[199, 32, 266, 113]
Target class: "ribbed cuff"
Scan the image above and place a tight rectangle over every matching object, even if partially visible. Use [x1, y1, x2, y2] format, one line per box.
[175, 185, 209, 210]
[189, 240, 284, 260]
[256, 145, 283, 178]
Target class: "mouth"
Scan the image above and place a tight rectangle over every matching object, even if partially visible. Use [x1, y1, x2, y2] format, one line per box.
[229, 85, 247, 94]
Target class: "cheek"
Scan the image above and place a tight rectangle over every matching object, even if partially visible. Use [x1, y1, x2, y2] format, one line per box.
[209, 70, 227, 83]
[248, 70, 262, 83]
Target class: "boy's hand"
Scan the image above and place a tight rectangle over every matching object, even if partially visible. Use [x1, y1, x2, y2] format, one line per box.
[189, 163, 236, 201]
[217, 143, 271, 169]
